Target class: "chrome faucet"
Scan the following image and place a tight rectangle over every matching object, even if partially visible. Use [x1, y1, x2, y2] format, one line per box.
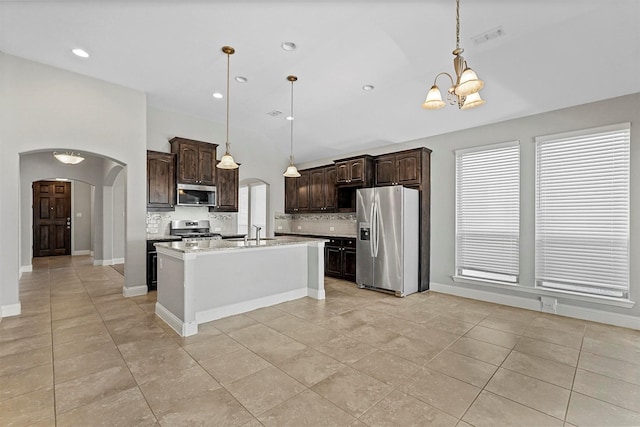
[253, 225, 262, 243]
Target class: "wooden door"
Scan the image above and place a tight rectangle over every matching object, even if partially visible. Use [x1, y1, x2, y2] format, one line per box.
[309, 168, 326, 211]
[147, 150, 175, 211]
[33, 181, 71, 257]
[214, 165, 238, 211]
[374, 154, 396, 186]
[396, 151, 421, 185]
[297, 170, 310, 212]
[177, 142, 199, 184]
[198, 144, 217, 186]
[324, 166, 337, 211]
[284, 177, 298, 213]
[335, 161, 350, 184]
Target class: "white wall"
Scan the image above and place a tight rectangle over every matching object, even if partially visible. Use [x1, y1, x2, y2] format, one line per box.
[112, 170, 126, 261]
[73, 181, 93, 254]
[146, 107, 287, 236]
[304, 93, 640, 328]
[0, 52, 148, 314]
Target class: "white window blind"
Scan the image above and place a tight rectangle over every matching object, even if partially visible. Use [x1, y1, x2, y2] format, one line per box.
[535, 123, 630, 298]
[456, 142, 520, 283]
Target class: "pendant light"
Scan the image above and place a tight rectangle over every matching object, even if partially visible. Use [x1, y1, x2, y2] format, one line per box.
[422, 0, 485, 110]
[53, 152, 84, 165]
[217, 46, 239, 169]
[283, 75, 301, 178]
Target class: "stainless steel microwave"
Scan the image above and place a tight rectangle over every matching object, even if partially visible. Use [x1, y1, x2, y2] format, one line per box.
[177, 184, 217, 207]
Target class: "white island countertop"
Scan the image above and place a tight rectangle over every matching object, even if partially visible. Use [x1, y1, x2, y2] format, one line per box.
[155, 235, 327, 253]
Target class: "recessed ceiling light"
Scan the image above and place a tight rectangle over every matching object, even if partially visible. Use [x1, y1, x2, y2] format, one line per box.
[72, 48, 89, 58]
[212, 92, 223, 99]
[235, 76, 248, 83]
[286, 116, 294, 121]
[362, 85, 375, 91]
[281, 42, 297, 51]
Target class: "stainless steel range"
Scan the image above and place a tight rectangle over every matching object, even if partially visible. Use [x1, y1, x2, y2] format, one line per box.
[170, 220, 222, 242]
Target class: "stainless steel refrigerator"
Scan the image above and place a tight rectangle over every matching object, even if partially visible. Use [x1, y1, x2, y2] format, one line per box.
[356, 186, 419, 297]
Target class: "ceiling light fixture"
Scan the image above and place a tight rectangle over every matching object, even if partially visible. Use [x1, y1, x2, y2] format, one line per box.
[234, 76, 247, 83]
[283, 75, 301, 178]
[422, 0, 485, 110]
[281, 42, 297, 51]
[53, 152, 85, 165]
[212, 92, 223, 99]
[71, 48, 89, 58]
[362, 85, 375, 91]
[217, 46, 239, 170]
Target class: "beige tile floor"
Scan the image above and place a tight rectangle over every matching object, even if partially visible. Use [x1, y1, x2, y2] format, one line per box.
[2, 255, 640, 426]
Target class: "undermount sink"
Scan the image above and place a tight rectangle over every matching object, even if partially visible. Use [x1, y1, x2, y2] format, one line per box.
[226, 237, 277, 242]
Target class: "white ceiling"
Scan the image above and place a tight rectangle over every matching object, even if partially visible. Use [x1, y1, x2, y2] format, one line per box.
[2, 1, 639, 162]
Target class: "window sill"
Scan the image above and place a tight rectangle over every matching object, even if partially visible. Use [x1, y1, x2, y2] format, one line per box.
[451, 275, 635, 309]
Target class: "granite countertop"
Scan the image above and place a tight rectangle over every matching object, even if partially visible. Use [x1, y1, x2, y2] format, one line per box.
[275, 231, 357, 239]
[154, 235, 327, 253]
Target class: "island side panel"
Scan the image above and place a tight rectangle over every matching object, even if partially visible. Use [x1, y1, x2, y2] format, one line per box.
[155, 252, 187, 333]
[307, 242, 325, 300]
[192, 245, 309, 323]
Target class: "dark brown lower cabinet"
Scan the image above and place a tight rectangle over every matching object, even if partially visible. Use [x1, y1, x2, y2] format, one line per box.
[325, 237, 356, 282]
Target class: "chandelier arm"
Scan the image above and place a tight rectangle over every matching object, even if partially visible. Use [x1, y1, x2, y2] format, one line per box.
[433, 72, 455, 87]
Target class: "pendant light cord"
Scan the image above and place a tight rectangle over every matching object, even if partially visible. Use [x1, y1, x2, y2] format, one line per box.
[290, 79, 294, 162]
[226, 50, 231, 154]
[455, 0, 460, 50]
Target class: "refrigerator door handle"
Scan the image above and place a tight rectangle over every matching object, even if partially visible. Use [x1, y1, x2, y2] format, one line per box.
[369, 201, 376, 257]
[374, 194, 381, 257]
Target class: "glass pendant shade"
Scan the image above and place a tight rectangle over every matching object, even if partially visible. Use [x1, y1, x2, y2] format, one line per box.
[54, 152, 85, 165]
[460, 91, 486, 110]
[283, 163, 301, 177]
[217, 151, 238, 169]
[455, 67, 484, 96]
[422, 85, 446, 110]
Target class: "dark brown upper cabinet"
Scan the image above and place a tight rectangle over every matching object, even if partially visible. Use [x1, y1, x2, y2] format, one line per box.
[309, 166, 336, 212]
[335, 155, 373, 186]
[170, 137, 218, 186]
[147, 150, 176, 211]
[374, 149, 422, 187]
[284, 170, 310, 213]
[210, 161, 239, 212]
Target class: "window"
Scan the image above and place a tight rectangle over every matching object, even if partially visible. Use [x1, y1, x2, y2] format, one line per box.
[237, 180, 268, 237]
[535, 123, 630, 299]
[455, 141, 520, 283]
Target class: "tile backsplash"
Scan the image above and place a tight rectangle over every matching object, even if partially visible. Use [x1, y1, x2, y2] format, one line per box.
[146, 206, 237, 236]
[274, 212, 357, 236]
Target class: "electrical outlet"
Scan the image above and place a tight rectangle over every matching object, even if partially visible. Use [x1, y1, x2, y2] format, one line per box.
[214, 227, 221, 231]
[158, 258, 163, 270]
[540, 296, 557, 314]
[329, 226, 335, 231]
[297, 226, 302, 230]
[277, 226, 283, 230]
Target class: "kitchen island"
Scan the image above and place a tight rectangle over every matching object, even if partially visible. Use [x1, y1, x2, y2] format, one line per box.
[154, 236, 326, 336]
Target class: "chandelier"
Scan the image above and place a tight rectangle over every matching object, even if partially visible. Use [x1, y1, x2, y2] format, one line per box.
[217, 46, 239, 169]
[283, 75, 301, 178]
[422, 0, 485, 110]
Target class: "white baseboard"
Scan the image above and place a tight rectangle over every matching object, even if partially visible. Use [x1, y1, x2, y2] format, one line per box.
[195, 288, 309, 327]
[1, 303, 22, 318]
[122, 285, 148, 297]
[20, 265, 33, 274]
[93, 259, 107, 266]
[431, 282, 640, 330]
[308, 288, 325, 300]
[112, 257, 125, 265]
[156, 302, 198, 337]
[73, 250, 91, 256]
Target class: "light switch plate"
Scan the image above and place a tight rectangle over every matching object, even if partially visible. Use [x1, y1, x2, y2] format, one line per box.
[297, 226, 302, 230]
[329, 227, 335, 231]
